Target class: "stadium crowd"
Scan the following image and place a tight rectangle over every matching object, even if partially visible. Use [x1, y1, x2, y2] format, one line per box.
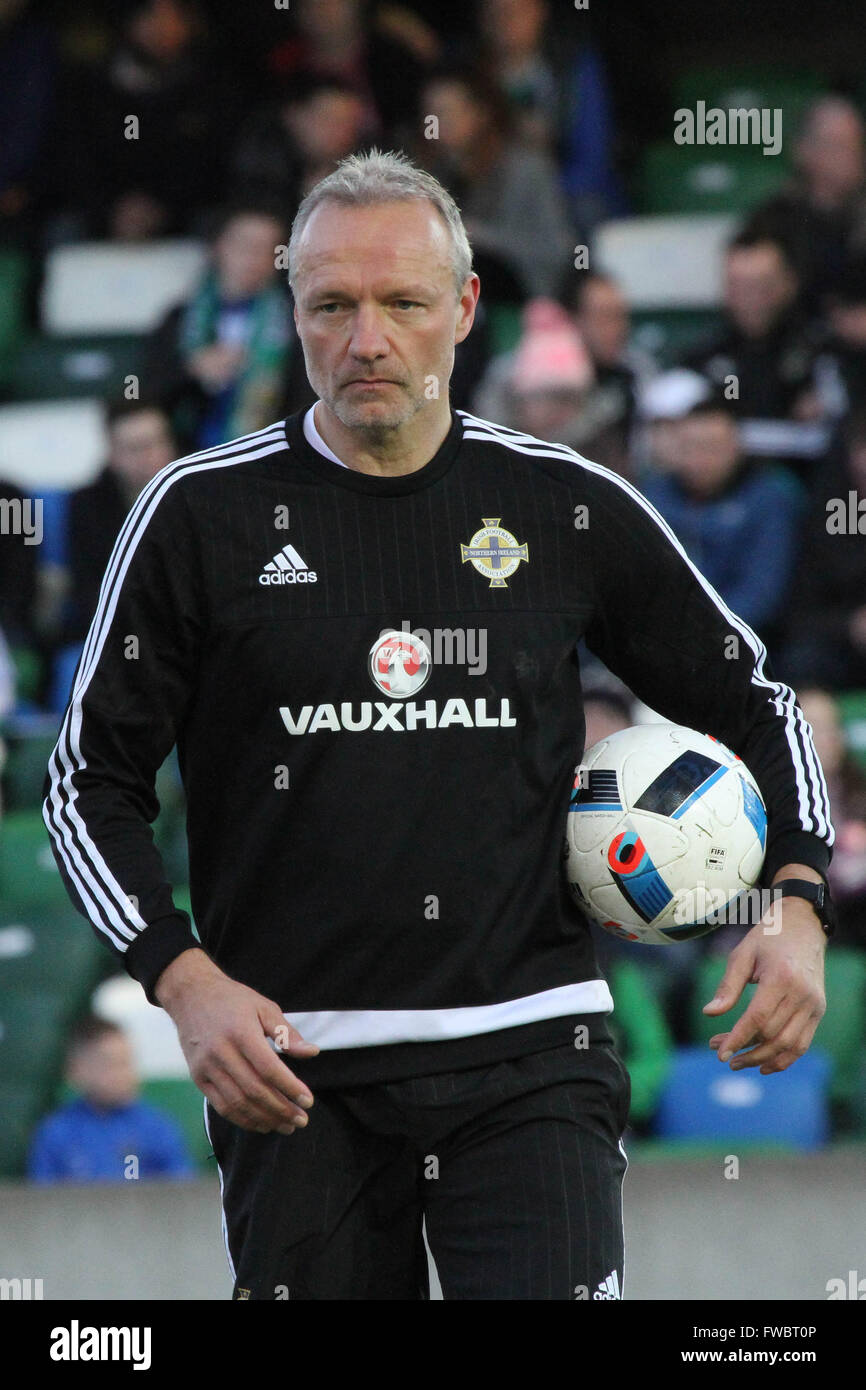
[1, 0, 866, 1165]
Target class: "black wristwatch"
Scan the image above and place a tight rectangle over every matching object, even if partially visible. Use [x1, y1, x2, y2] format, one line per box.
[772, 878, 836, 938]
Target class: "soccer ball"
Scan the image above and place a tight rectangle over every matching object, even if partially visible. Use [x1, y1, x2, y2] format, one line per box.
[564, 723, 767, 945]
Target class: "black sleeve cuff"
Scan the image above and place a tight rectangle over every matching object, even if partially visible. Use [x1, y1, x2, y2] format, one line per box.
[760, 831, 832, 891]
[124, 913, 203, 1006]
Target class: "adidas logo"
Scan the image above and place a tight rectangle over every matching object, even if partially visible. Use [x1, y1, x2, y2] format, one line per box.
[593, 1269, 622, 1300]
[259, 544, 317, 585]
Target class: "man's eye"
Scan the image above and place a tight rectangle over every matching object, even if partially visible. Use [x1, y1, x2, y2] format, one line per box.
[395, 301, 421, 310]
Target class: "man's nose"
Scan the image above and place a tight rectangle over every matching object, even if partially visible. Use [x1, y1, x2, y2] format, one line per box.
[348, 305, 390, 358]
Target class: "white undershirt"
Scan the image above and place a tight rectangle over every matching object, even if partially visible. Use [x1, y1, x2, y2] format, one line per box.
[303, 403, 348, 468]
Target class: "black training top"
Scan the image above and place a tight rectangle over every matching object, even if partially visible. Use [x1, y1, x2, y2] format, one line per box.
[43, 405, 833, 1085]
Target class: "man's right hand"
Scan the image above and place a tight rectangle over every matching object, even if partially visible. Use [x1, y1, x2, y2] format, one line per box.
[155, 948, 319, 1136]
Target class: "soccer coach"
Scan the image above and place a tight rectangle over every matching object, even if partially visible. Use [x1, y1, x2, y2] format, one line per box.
[44, 149, 834, 1301]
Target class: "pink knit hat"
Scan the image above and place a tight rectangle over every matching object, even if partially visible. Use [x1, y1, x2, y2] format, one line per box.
[511, 298, 595, 395]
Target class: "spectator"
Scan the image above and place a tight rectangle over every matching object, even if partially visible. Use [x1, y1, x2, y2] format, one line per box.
[51, 0, 238, 241]
[744, 97, 866, 322]
[28, 1014, 195, 1183]
[417, 66, 575, 300]
[471, 0, 624, 238]
[684, 231, 846, 475]
[229, 73, 368, 221]
[778, 410, 866, 692]
[263, 0, 438, 149]
[563, 270, 658, 463]
[50, 399, 176, 712]
[142, 201, 296, 451]
[640, 398, 804, 646]
[636, 368, 710, 476]
[472, 298, 629, 474]
[796, 687, 866, 950]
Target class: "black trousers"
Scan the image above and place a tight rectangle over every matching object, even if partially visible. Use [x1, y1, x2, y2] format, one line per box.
[205, 1039, 630, 1301]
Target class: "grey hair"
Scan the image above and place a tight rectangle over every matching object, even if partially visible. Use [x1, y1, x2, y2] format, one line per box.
[287, 147, 473, 298]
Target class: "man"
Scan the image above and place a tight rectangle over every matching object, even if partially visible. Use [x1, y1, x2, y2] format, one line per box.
[744, 97, 866, 408]
[142, 200, 295, 452]
[49, 398, 176, 714]
[684, 231, 845, 472]
[744, 97, 866, 319]
[44, 149, 834, 1302]
[779, 408, 866, 692]
[61, 399, 177, 647]
[472, 295, 630, 476]
[640, 397, 804, 645]
[567, 270, 658, 468]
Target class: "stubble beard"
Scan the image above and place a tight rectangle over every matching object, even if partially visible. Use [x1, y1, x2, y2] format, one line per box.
[319, 378, 429, 445]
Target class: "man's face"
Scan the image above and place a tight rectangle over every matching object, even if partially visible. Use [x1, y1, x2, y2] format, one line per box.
[481, 0, 546, 54]
[724, 244, 796, 337]
[67, 1034, 139, 1109]
[128, 0, 194, 63]
[109, 410, 175, 493]
[285, 90, 366, 163]
[576, 280, 629, 366]
[799, 106, 865, 201]
[422, 81, 485, 154]
[296, 0, 358, 44]
[216, 215, 284, 301]
[675, 412, 742, 495]
[292, 199, 478, 439]
[514, 388, 586, 440]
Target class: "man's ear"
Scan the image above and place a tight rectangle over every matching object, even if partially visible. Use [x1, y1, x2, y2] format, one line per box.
[455, 273, 481, 345]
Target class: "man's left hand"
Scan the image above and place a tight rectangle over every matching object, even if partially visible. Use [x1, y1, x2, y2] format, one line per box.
[702, 897, 827, 1074]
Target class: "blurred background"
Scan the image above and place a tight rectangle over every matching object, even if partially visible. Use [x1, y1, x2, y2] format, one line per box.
[1, 0, 865, 1299]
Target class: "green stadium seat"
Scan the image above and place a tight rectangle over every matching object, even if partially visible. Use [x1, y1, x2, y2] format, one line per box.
[0, 808, 70, 912]
[673, 68, 825, 136]
[631, 307, 723, 366]
[0, 249, 31, 385]
[689, 947, 866, 1128]
[815, 948, 866, 1117]
[0, 1081, 53, 1178]
[0, 903, 109, 997]
[606, 956, 674, 1127]
[0, 987, 75, 1084]
[139, 1078, 211, 1167]
[4, 333, 146, 403]
[640, 143, 791, 217]
[838, 690, 866, 775]
[2, 730, 60, 812]
[9, 645, 43, 705]
[487, 303, 523, 357]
